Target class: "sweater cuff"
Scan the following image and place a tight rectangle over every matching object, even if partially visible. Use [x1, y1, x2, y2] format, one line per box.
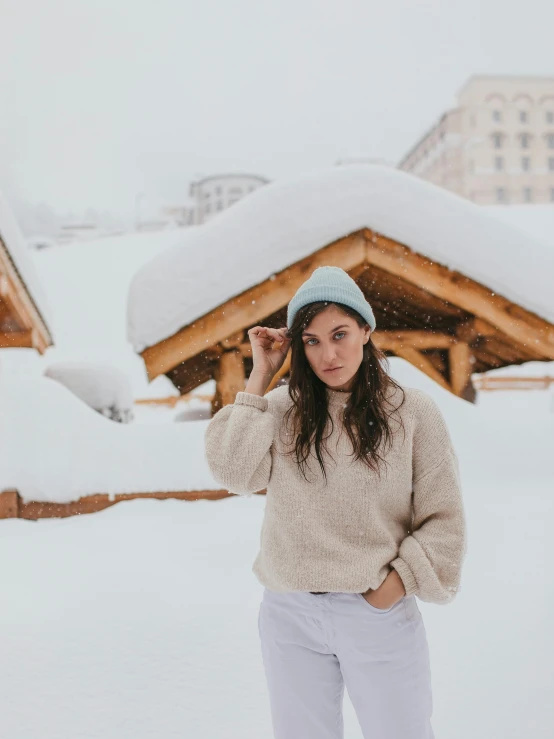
[390, 557, 418, 597]
[234, 391, 269, 412]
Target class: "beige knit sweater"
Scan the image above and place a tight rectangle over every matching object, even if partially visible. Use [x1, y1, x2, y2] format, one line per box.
[204, 382, 467, 604]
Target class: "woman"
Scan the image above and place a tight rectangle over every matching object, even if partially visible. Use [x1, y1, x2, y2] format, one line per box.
[204, 265, 467, 739]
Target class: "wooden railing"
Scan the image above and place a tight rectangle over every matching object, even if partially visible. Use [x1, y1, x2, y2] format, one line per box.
[472, 375, 554, 392]
[0, 488, 261, 520]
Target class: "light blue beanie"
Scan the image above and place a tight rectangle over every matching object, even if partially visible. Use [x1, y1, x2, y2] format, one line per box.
[287, 266, 376, 331]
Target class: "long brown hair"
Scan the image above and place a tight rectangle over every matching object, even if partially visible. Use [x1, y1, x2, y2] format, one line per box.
[280, 301, 406, 484]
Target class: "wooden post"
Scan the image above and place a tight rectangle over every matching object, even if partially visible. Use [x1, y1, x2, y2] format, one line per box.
[388, 342, 453, 392]
[212, 348, 246, 413]
[449, 340, 475, 401]
[0, 489, 20, 518]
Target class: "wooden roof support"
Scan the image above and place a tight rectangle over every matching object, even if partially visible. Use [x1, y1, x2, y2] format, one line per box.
[364, 231, 554, 360]
[373, 330, 455, 351]
[385, 341, 453, 392]
[212, 348, 245, 412]
[0, 250, 51, 353]
[0, 330, 34, 348]
[141, 232, 367, 380]
[449, 341, 475, 399]
[140, 227, 554, 392]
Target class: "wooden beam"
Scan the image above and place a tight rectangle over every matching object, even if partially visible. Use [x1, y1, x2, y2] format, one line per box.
[358, 264, 466, 320]
[212, 349, 245, 412]
[364, 231, 554, 360]
[0, 330, 33, 348]
[386, 341, 452, 392]
[0, 251, 51, 353]
[455, 317, 497, 343]
[477, 336, 528, 364]
[373, 330, 455, 351]
[141, 232, 367, 380]
[220, 331, 245, 349]
[449, 341, 474, 398]
[424, 350, 447, 374]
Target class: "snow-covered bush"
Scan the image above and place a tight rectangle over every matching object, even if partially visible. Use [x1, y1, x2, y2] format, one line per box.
[43, 361, 134, 423]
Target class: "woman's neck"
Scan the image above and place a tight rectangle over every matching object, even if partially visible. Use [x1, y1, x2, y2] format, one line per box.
[325, 386, 353, 408]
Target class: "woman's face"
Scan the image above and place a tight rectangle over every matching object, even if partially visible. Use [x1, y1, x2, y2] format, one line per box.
[301, 304, 371, 392]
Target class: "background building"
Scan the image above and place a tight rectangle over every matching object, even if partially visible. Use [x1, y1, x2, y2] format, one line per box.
[399, 75, 554, 205]
[188, 173, 269, 224]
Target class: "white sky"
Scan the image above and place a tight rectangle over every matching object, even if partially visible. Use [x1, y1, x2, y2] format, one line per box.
[1, 0, 553, 219]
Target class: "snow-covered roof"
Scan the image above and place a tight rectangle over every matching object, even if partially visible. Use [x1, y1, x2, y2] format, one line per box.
[0, 190, 52, 330]
[483, 204, 554, 251]
[127, 165, 554, 353]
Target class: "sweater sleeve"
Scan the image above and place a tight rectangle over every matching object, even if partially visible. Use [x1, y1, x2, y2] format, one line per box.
[390, 392, 468, 605]
[203, 390, 276, 496]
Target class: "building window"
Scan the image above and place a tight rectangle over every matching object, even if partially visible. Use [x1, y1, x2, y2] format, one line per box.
[492, 110, 502, 122]
[495, 156, 504, 171]
[546, 133, 554, 149]
[546, 112, 554, 124]
[215, 187, 222, 196]
[549, 157, 554, 171]
[523, 187, 532, 203]
[491, 132, 503, 149]
[520, 133, 531, 148]
[216, 201, 223, 211]
[551, 188, 554, 202]
[519, 110, 528, 123]
[496, 187, 506, 203]
[521, 156, 531, 171]
[205, 202, 211, 213]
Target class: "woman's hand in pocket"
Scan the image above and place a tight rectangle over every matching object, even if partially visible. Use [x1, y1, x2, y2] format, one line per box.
[361, 568, 406, 609]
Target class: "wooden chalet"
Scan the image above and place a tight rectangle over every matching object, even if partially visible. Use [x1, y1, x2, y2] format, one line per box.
[0, 201, 52, 353]
[137, 228, 554, 411]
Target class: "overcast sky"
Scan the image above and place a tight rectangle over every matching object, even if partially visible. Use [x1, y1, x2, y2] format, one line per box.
[1, 0, 553, 220]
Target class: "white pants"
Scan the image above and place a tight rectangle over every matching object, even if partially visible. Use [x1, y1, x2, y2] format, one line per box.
[258, 589, 434, 739]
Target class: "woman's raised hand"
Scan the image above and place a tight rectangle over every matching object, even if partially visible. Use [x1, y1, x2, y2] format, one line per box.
[247, 326, 292, 380]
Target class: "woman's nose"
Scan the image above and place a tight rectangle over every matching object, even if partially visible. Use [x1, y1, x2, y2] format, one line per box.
[322, 346, 338, 362]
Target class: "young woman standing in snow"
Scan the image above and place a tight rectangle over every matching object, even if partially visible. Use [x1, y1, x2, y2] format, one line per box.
[204, 266, 467, 739]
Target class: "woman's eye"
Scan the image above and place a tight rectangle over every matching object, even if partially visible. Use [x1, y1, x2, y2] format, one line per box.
[305, 332, 345, 346]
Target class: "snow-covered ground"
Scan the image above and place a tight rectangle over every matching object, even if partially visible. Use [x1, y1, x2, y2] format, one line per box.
[1, 176, 553, 737]
[1, 360, 553, 739]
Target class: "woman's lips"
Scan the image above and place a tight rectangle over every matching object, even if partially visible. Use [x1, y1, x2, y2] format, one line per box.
[324, 367, 342, 372]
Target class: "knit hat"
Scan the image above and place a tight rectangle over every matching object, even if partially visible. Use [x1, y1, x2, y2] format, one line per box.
[286, 266, 376, 331]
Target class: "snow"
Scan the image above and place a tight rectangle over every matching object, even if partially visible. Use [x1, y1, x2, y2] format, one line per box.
[127, 164, 554, 353]
[483, 203, 554, 251]
[0, 229, 197, 399]
[0, 190, 52, 328]
[0, 372, 553, 738]
[44, 360, 134, 422]
[0, 372, 212, 503]
[0, 356, 469, 503]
